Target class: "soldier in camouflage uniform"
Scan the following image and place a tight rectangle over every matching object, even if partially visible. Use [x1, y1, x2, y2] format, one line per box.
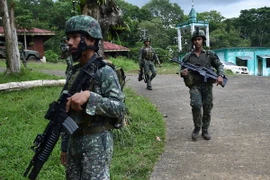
[180, 28, 224, 141]
[138, 37, 160, 90]
[60, 36, 73, 75]
[60, 15, 125, 180]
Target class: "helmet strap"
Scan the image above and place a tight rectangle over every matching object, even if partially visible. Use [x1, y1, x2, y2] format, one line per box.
[71, 34, 99, 61]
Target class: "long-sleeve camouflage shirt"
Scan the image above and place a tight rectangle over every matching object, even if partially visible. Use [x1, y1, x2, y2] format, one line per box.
[61, 54, 125, 152]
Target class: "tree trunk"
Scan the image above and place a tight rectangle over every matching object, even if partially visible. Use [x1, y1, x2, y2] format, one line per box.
[0, 79, 66, 91]
[0, 0, 21, 74]
[81, 0, 122, 58]
[82, 2, 105, 57]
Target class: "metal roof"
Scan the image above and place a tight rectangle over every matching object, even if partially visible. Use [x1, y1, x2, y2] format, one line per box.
[257, 54, 270, 59]
[0, 26, 55, 36]
[104, 41, 130, 52]
[236, 56, 253, 60]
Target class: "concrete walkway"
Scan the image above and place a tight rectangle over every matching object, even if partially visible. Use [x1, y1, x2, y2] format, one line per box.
[126, 74, 270, 180]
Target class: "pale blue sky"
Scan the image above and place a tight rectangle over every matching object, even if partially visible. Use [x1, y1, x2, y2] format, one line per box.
[123, 0, 269, 18]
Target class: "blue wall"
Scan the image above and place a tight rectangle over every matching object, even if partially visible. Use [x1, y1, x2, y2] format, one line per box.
[214, 47, 270, 76]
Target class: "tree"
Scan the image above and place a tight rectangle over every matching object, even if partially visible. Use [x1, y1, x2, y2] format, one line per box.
[194, 11, 251, 49]
[138, 18, 171, 49]
[0, 0, 21, 74]
[197, 11, 225, 32]
[78, 0, 126, 57]
[143, 0, 184, 27]
[237, 7, 270, 47]
[114, 0, 152, 47]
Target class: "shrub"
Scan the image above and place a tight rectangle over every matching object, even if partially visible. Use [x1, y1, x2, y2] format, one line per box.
[45, 50, 59, 63]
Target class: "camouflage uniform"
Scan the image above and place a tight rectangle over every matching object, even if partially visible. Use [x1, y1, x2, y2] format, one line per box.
[62, 54, 125, 180]
[181, 50, 224, 132]
[139, 40, 159, 90]
[61, 15, 125, 180]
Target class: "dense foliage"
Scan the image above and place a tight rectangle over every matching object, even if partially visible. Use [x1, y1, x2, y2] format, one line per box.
[1, 0, 269, 62]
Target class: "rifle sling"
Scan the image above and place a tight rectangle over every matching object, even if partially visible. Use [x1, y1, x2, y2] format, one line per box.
[62, 54, 98, 93]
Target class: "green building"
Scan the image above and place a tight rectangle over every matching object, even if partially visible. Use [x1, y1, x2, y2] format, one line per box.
[214, 47, 270, 76]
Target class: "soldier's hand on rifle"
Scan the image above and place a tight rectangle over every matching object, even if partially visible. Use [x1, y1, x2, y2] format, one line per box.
[216, 76, 223, 86]
[60, 152, 67, 166]
[66, 90, 90, 112]
[180, 68, 189, 76]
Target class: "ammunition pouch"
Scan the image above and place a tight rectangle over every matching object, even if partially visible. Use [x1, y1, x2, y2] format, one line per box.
[183, 72, 195, 88]
[183, 70, 217, 87]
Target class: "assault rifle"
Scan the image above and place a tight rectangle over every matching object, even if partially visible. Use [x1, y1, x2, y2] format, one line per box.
[24, 61, 96, 180]
[171, 57, 228, 87]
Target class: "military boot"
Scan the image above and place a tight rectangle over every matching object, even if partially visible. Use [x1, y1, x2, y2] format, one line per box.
[202, 130, 211, 140]
[138, 73, 143, 81]
[191, 127, 200, 141]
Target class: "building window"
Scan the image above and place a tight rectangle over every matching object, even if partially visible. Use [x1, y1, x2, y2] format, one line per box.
[266, 58, 270, 68]
[236, 58, 247, 66]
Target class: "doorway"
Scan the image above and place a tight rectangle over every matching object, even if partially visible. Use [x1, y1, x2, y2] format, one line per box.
[257, 58, 263, 76]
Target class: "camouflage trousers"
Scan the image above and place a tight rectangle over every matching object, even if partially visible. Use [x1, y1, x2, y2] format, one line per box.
[143, 60, 157, 88]
[189, 83, 213, 131]
[66, 130, 113, 180]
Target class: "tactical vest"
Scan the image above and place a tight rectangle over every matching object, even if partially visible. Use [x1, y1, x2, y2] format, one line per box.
[65, 61, 98, 126]
[65, 58, 124, 132]
[142, 47, 155, 61]
[182, 50, 214, 87]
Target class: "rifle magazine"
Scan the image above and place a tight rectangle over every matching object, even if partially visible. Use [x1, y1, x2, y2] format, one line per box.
[62, 116, 79, 134]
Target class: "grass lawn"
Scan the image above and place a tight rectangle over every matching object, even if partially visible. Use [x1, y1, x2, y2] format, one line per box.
[0, 56, 231, 179]
[0, 57, 166, 180]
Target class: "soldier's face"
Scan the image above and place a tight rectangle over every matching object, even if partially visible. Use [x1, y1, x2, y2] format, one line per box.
[144, 41, 150, 46]
[67, 33, 95, 62]
[193, 37, 203, 48]
[67, 33, 81, 53]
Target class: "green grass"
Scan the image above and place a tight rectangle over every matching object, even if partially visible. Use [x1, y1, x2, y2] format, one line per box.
[0, 60, 65, 84]
[0, 59, 66, 71]
[0, 86, 165, 180]
[0, 57, 230, 179]
[0, 68, 62, 84]
[0, 58, 166, 180]
[0, 86, 65, 180]
[111, 88, 165, 180]
[0, 57, 179, 75]
[110, 56, 139, 73]
[109, 56, 180, 75]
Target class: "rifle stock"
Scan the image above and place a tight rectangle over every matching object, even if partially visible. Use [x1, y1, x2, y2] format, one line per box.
[24, 63, 95, 180]
[171, 58, 228, 87]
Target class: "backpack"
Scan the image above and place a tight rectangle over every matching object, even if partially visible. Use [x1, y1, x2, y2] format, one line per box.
[102, 59, 127, 129]
[102, 59, 126, 91]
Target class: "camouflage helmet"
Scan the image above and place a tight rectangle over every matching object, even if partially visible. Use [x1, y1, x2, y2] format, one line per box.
[191, 29, 206, 41]
[65, 15, 103, 40]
